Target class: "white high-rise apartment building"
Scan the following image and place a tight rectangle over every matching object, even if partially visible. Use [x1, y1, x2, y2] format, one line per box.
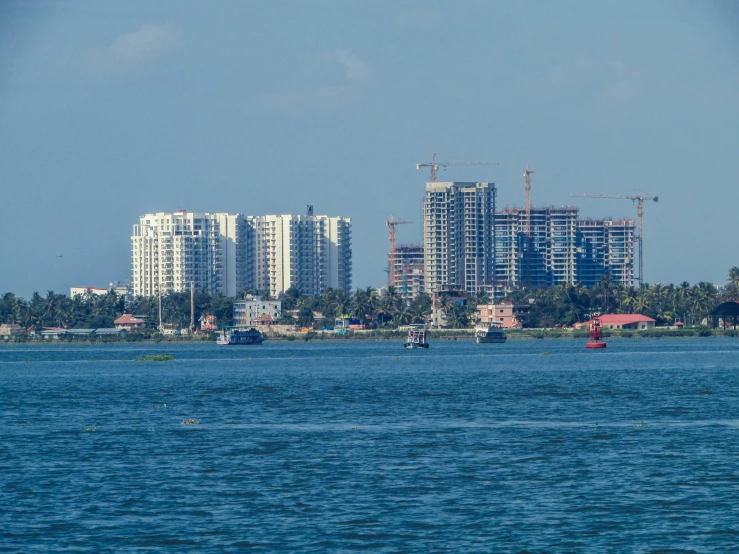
[252, 212, 352, 297]
[132, 210, 351, 299]
[423, 182, 496, 295]
[132, 211, 251, 297]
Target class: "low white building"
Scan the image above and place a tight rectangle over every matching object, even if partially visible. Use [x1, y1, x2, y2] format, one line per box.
[233, 296, 281, 327]
[70, 287, 108, 298]
[109, 281, 133, 301]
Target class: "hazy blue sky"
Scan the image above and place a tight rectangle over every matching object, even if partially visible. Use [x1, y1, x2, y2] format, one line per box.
[1, 0, 737, 298]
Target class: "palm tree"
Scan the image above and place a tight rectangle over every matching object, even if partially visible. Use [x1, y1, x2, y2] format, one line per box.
[331, 290, 351, 318]
[349, 288, 369, 322]
[729, 267, 739, 288]
[633, 289, 650, 314]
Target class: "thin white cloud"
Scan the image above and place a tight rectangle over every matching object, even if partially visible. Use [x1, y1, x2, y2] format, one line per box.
[85, 23, 183, 75]
[259, 50, 370, 114]
[336, 50, 370, 84]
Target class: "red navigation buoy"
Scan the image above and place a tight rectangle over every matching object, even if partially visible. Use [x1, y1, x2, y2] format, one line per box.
[586, 317, 607, 349]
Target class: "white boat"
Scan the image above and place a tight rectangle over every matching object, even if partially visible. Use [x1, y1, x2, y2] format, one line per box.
[216, 328, 263, 345]
[404, 324, 429, 349]
[475, 322, 507, 344]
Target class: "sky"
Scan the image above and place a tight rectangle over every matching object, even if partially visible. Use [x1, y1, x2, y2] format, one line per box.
[1, 0, 738, 298]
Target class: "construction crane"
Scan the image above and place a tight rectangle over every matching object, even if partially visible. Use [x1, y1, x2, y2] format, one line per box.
[570, 192, 659, 286]
[523, 165, 536, 238]
[386, 215, 413, 287]
[519, 165, 537, 288]
[416, 153, 499, 182]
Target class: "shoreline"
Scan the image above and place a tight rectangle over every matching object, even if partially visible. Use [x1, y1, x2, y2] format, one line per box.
[1, 327, 738, 346]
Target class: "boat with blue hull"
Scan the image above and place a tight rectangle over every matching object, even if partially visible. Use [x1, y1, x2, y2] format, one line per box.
[475, 322, 507, 344]
[216, 328, 264, 345]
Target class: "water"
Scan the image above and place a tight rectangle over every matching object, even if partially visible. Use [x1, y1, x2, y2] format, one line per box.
[2, 338, 739, 552]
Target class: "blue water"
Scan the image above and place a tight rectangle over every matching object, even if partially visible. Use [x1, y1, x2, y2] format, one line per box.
[2, 338, 739, 552]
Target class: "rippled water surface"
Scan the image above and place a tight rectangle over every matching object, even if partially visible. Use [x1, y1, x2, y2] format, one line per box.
[3, 338, 739, 552]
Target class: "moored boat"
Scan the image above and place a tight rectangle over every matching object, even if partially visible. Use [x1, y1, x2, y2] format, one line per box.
[475, 322, 507, 344]
[404, 324, 429, 349]
[217, 327, 264, 345]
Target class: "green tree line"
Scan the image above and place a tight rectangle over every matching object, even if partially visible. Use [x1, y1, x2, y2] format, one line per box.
[2, 267, 738, 331]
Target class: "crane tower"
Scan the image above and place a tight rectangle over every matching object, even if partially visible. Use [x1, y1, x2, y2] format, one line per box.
[523, 165, 536, 238]
[386, 215, 413, 287]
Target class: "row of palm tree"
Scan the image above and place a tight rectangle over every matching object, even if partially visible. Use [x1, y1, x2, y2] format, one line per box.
[2, 267, 737, 331]
[506, 270, 739, 327]
[0, 290, 234, 331]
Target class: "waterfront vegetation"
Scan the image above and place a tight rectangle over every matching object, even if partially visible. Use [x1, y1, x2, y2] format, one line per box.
[134, 354, 174, 362]
[1, 268, 738, 339]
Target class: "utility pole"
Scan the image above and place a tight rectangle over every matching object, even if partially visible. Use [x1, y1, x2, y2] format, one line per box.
[157, 291, 163, 332]
[190, 281, 195, 335]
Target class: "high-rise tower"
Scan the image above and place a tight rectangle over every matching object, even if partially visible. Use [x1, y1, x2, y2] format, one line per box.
[131, 211, 251, 297]
[423, 182, 496, 295]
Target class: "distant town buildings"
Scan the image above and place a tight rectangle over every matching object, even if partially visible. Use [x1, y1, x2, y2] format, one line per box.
[0, 323, 25, 338]
[109, 281, 134, 301]
[423, 182, 497, 295]
[70, 286, 108, 299]
[476, 301, 529, 328]
[131, 209, 351, 298]
[199, 314, 218, 331]
[70, 282, 133, 301]
[580, 314, 655, 330]
[113, 314, 145, 331]
[233, 295, 282, 327]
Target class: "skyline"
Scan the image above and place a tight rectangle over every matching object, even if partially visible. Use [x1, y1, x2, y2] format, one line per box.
[1, 1, 738, 298]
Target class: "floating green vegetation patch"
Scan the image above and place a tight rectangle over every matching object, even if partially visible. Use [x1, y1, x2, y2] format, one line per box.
[135, 354, 174, 362]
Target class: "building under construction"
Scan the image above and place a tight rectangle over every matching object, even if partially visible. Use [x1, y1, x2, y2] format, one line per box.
[576, 218, 636, 287]
[495, 206, 578, 290]
[388, 244, 425, 299]
[423, 181, 496, 295]
[495, 206, 635, 292]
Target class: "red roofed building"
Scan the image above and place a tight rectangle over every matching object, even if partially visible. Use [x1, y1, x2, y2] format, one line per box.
[581, 314, 655, 330]
[252, 314, 274, 327]
[114, 314, 146, 330]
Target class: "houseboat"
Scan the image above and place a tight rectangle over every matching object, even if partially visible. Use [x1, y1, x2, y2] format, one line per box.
[475, 322, 507, 344]
[216, 327, 264, 346]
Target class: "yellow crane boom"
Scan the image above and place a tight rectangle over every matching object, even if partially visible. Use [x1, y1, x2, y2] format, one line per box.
[416, 153, 499, 182]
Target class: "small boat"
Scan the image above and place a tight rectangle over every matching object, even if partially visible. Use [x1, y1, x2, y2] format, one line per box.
[404, 324, 429, 349]
[586, 317, 606, 349]
[475, 322, 507, 344]
[216, 327, 264, 346]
